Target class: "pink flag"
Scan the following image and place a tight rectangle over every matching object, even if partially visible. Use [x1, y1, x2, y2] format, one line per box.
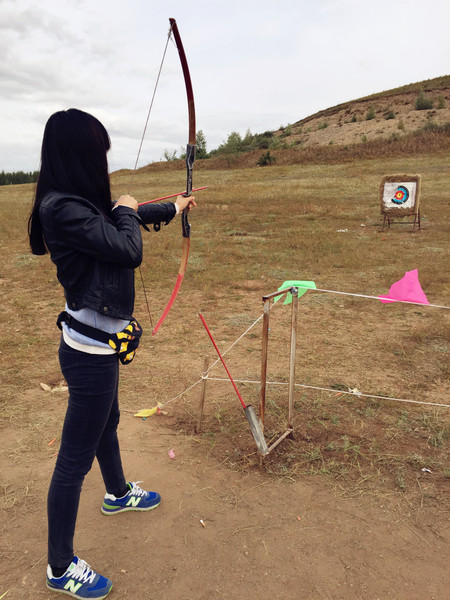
[379, 269, 429, 305]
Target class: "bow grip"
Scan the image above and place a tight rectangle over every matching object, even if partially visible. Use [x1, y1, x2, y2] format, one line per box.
[181, 143, 196, 238]
[184, 143, 196, 195]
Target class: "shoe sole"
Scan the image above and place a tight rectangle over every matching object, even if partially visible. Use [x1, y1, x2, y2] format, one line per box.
[101, 500, 161, 515]
[46, 581, 113, 599]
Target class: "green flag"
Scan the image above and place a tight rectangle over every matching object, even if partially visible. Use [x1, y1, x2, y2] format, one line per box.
[273, 280, 316, 305]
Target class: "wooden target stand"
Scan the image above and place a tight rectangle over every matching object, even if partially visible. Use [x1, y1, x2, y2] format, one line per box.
[196, 286, 299, 458]
[380, 174, 421, 231]
[259, 287, 298, 457]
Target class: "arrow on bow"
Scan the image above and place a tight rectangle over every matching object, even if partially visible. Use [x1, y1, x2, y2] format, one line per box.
[138, 186, 206, 207]
[151, 17, 196, 335]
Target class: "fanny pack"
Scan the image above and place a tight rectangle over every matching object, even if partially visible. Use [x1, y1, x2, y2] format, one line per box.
[57, 311, 142, 365]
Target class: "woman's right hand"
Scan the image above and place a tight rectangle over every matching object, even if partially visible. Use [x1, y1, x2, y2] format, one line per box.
[116, 195, 138, 211]
[175, 195, 197, 213]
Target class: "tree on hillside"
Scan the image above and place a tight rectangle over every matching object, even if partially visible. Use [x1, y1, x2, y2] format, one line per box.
[210, 129, 276, 157]
[177, 130, 208, 160]
[196, 130, 208, 159]
[162, 149, 178, 161]
[216, 131, 243, 155]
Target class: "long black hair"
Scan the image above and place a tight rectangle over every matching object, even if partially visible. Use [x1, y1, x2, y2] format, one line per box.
[28, 108, 112, 254]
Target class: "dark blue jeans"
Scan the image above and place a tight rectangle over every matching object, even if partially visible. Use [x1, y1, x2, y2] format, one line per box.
[47, 339, 127, 568]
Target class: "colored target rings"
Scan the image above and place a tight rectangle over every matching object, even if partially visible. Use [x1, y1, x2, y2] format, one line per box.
[391, 185, 409, 205]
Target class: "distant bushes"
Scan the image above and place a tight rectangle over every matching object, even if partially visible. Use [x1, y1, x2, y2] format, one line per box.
[421, 120, 450, 134]
[142, 122, 450, 175]
[209, 129, 275, 158]
[257, 151, 276, 166]
[366, 106, 376, 120]
[415, 92, 434, 110]
[437, 95, 445, 109]
[0, 170, 39, 186]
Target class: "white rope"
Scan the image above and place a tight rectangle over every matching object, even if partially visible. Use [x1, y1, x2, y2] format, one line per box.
[160, 375, 449, 411]
[156, 285, 449, 411]
[305, 286, 450, 310]
[203, 296, 285, 376]
[161, 314, 267, 408]
[206, 377, 450, 409]
[205, 313, 264, 375]
[162, 378, 202, 406]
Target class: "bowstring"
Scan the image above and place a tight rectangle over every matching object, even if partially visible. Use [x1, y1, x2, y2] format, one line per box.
[128, 22, 175, 331]
[128, 23, 174, 192]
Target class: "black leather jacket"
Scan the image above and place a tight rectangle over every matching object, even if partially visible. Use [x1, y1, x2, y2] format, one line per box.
[39, 191, 176, 319]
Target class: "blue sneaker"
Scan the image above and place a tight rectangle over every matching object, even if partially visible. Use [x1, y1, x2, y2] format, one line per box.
[46, 556, 112, 598]
[101, 481, 161, 515]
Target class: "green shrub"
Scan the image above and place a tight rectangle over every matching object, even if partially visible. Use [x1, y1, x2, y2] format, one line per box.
[163, 149, 178, 161]
[281, 124, 292, 138]
[384, 109, 395, 120]
[415, 92, 434, 110]
[257, 151, 276, 166]
[318, 121, 329, 130]
[421, 119, 450, 133]
[366, 106, 376, 120]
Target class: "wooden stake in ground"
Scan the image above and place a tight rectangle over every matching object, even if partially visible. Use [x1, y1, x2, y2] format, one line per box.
[196, 355, 209, 433]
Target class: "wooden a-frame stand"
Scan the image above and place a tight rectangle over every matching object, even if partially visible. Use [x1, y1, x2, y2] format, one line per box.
[196, 286, 299, 458]
[259, 287, 298, 456]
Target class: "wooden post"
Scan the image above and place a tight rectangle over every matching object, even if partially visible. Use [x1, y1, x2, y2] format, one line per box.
[259, 297, 271, 428]
[196, 355, 209, 434]
[287, 288, 298, 432]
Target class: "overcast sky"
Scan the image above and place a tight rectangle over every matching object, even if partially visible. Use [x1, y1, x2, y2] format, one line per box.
[1, 0, 449, 173]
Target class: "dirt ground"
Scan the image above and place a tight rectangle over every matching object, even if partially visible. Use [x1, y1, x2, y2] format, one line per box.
[1, 157, 449, 599]
[1, 383, 448, 600]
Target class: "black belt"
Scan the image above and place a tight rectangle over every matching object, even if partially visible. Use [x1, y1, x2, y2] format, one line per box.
[57, 311, 111, 344]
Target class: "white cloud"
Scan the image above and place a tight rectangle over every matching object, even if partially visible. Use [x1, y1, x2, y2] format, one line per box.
[1, 0, 449, 172]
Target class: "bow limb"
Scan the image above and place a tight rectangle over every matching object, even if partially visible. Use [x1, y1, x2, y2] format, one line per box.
[152, 18, 196, 335]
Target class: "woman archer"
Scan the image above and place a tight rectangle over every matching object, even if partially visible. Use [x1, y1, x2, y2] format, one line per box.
[28, 108, 196, 599]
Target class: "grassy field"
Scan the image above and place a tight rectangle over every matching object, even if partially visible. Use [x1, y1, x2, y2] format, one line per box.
[1, 147, 449, 508]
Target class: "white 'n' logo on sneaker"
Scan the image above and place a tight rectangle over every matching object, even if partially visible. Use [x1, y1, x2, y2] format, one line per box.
[64, 580, 82, 593]
[126, 496, 141, 507]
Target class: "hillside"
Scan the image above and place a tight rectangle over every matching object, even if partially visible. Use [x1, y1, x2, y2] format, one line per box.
[134, 76, 450, 176]
[275, 75, 450, 149]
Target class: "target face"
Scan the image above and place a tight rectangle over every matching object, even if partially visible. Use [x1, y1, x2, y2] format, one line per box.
[382, 181, 417, 212]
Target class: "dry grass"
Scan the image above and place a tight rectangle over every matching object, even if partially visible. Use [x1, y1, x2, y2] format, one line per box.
[0, 149, 448, 507]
